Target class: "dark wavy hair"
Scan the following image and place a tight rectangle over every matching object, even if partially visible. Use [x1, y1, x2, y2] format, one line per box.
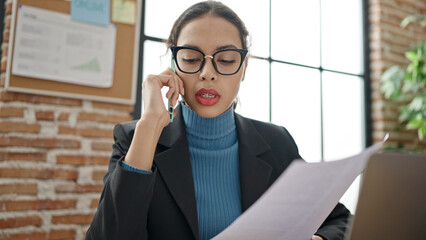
[166, 1, 250, 50]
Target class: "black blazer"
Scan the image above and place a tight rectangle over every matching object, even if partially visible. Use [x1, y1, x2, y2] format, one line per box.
[86, 105, 350, 240]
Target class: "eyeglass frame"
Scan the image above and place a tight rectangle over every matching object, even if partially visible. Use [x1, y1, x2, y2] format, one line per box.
[170, 46, 248, 76]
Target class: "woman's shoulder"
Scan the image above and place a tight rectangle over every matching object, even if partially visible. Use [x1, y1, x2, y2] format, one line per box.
[235, 114, 299, 151]
[113, 120, 138, 138]
[235, 114, 302, 170]
[115, 120, 138, 130]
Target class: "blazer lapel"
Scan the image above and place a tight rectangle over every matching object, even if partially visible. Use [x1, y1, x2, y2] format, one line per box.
[235, 113, 274, 211]
[152, 107, 274, 238]
[154, 105, 199, 240]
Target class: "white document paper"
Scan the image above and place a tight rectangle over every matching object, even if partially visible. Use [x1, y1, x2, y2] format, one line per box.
[213, 140, 385, 240]
[12, 5, 116, 88]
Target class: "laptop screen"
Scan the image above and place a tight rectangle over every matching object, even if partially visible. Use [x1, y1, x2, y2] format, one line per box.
[345, 152, 426, 240]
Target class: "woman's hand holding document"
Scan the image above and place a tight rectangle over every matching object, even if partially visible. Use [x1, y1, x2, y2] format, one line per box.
[213, 136, 388, 240]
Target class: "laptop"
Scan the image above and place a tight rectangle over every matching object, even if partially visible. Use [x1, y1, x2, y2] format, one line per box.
[345, 152, 426, 239]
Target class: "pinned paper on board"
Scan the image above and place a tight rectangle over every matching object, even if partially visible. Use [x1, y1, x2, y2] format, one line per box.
[112, 0, 136, 25]
[12, 5, 116, 88]
[71, 0, 110, 26]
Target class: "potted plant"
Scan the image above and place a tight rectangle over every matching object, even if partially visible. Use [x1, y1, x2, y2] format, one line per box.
[381, 14, 426, 148]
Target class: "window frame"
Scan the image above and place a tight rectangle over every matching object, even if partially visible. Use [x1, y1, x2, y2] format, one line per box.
[133, 0, 372, 157]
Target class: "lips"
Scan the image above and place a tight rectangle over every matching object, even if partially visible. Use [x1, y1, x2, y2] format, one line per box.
[196, 88, 220, 106]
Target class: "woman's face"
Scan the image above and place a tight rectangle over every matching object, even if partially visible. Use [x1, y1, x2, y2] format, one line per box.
[176, 15, 246, 118]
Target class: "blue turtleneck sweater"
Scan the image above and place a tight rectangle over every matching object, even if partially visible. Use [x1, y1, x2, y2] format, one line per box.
[122, 103, 242, 240]
[181, 103, 242, 240]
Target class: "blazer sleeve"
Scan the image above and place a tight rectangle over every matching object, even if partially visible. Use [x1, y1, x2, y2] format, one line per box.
[315, 202, 351, 240]
[85, 123, 156, 240]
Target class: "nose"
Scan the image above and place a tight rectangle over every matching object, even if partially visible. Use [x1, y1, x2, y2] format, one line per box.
[199, 56, 217, 81]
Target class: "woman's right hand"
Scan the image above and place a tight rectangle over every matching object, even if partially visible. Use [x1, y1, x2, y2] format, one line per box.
[123, 68, 184, 171]
[140, 68, 185, 128]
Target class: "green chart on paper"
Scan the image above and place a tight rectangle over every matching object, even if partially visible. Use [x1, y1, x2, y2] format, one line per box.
[71, 58, 101, 72]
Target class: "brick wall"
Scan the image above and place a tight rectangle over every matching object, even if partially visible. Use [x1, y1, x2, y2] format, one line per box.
[370, 0, 426, 151]
[0, 1, 134, 239]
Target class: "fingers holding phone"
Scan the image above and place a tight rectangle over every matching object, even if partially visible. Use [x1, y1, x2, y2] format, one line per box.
[141, 68, 184, 127]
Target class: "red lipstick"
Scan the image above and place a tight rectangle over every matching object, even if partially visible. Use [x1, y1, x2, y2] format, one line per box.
[195, 88, 220, 106]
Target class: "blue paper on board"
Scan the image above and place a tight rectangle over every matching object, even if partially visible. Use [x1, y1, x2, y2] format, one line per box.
[71, 0, 110, 26]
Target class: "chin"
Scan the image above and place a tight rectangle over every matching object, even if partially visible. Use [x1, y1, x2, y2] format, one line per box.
[185, 99, 230, 118]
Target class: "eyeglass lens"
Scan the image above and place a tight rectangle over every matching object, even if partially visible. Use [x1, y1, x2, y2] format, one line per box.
[176, 49, 242, 75]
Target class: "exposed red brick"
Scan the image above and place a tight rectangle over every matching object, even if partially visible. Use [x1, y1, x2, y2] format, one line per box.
[0, 92, 82, 107]
[0, 122, 40, 133]
[58, 126, 112, 139]
[91, 141, 112, 151]
[36, 111, 55, 121]
[78, 112, 132, 124]
[5, 2, 12, 15]
[56, 155, 109, 166]
[92, 101, 134, 112]
[0, 107, 24, 118]
[0, 183, 37, 195]
[3, 30, 9, 44]
[0, 168, 79, 180]
[0, 231, 47, 240]
[1, 46, 7, 58]
[48, 229, 76, 240]
[51, 214, 94, 225]
[0, 229, 76, 240]
[396, 0, 426, 10]
[0, 216, 42, 229]
[90, 199, 99, 208]
[3, 17, 10, 30]
[0, 151, 46, 162]
[0, 199, 76, 211]
[0, 137, 80, 149]
[55, 184, 103, 193]
[92, 170, 107, 181]
[58, 113, 69, 121]
[0, 59, 9, 72]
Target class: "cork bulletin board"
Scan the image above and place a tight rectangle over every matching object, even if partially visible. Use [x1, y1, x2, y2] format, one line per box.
[5, 0, 141, 104]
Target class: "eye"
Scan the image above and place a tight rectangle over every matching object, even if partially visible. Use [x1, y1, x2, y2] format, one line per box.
[183, 58, 201, 64]
[218, 59, 236, 64]
[215, 50, 239, 65]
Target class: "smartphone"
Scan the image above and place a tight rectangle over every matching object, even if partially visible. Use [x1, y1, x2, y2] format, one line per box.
[168, 57, 176, 123]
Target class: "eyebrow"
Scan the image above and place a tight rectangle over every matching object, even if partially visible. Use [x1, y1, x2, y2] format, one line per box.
[216, 44, 239, 50]
[182, 44, 240, 52]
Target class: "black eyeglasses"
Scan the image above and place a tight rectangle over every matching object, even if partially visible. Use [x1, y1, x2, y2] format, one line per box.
[171, 46, 248, 75]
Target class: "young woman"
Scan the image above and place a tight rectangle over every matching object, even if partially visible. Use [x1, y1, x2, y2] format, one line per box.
[86, 1, 350, 240]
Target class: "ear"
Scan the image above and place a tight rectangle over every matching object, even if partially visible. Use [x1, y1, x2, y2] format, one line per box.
[240, 60, 248, 82]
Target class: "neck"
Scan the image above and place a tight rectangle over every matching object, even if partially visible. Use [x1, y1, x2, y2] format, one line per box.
[181, 102, 237, 149]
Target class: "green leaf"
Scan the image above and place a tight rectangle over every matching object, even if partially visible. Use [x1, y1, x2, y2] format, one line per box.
[407, 118, 422, 129]
[381, 66, 404, 99]
[382, 66, 404, 82]
[401, 14, 426, 28]
[406, 51, 419, 61]
[408, 97, 424, 111]
[419, 124, 426, 140]
[401, 80, 418, 93]
[401, 15, 418, 28]
[406, 61, 419, 74]
[403, 71, 412, 82]
[399, 106, 411, 122]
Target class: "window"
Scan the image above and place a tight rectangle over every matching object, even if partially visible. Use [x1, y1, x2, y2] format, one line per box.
[137, 0, 369, 213]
